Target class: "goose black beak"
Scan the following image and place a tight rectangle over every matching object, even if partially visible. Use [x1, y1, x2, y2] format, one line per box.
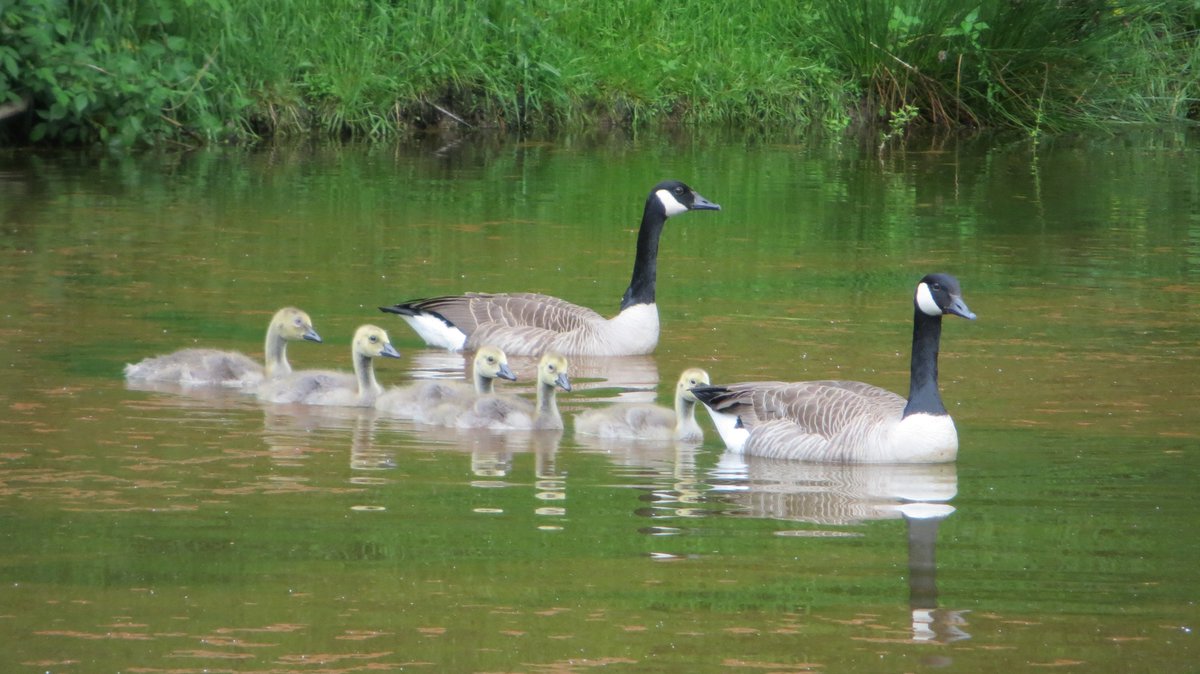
[947, 296, 977, 320]
[690, 192, 721, 211]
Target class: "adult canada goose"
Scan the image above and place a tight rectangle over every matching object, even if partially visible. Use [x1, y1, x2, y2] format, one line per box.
[692, 273, 977, 464]
[454, 353, 572, 430]
[124, 307, 322, 387]
[379, 180, 720, 356]
[257, 324, 401, 407]
[575, 367, 711, 443]
[374, 345, 517, 422]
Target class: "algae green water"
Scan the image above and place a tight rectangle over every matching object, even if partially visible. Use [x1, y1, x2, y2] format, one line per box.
[1, 131, 1197, 672]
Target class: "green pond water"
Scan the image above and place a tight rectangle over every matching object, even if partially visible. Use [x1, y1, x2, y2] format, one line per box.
[1, 130, 1197, 672]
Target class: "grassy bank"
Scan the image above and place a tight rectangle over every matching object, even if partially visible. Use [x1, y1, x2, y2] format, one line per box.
[1, 0, 1197, 146]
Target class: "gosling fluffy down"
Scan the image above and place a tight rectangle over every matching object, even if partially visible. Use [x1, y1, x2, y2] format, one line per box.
[453, 352, 572, 430]
[375, 345, 517, 423]
[257, 324, 401, 407]
[124, 307, 321, 388]
[575, 367, 710, 443]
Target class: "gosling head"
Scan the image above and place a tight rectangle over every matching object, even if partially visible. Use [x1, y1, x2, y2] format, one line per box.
[273, 307, 322, 343]
[914, 273, 977, 321]
[537, 352, 571, 392]
[353, 324, 402, 360]
[474, 345, 516, 382]
[676, 367, 711, 403]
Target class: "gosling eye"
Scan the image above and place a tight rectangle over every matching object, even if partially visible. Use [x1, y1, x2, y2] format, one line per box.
[486, 356, 496, 364]
[369, 335, 379, 343]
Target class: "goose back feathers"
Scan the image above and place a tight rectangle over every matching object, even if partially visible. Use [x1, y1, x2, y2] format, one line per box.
[693, 274, 976, 464]
[380, 180, 720, 356]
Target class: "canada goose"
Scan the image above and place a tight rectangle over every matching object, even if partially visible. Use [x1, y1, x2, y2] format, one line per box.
[374, 345, 517, 421]
[692, 273, 976, 463]
[575, 367, 711, 443]
[124, 307, 322, 387]
[454, 353, 572, 430]
[379, 180, 720, 356]
[257, 324, 401, 407]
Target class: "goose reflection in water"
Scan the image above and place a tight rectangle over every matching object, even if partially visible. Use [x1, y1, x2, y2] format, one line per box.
[711, 454, 970, 645]
[404, 349, 661, 405]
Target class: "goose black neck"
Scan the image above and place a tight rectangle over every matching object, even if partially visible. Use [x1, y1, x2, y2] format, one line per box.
[620, 199, 668, 310]
[903, 310, 947, 417]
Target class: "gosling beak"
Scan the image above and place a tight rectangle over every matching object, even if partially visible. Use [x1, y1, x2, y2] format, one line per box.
[497, 363, 517, 382]
[556, 373, 572, 392]
[303, 328, 323, 343]
[380, 343, 402, 359]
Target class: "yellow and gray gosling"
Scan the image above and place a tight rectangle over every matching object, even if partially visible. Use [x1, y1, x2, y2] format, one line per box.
[257, 324, 401, 407]
[453, 352, 571, 430]
[379, 180, 721, 357]
[375, 345, 517, 423]
[574, 367, 710, 443]
[692, 273, 977, 464]
[124, 306, 321, 388]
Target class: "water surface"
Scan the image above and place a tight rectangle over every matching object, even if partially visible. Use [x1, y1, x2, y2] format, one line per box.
[1, 130, 1197, 672]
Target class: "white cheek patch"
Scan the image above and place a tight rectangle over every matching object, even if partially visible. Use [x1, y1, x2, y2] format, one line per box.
[655, 189, 689, 217]
[915, 282, 943, 316]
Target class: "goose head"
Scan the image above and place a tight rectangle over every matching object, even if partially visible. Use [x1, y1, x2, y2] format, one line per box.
[650, 180, 722, 218]
[914, 273, 976, 321]
[474, 345, 517, 382]
[273, 307, 323, 343]
[676, 367, 711, 403]
[537, 352, 572, 392]
[353, 324, 402, 360]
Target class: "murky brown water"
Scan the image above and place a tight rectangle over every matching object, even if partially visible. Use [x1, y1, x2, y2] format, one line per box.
[1, 130, 1198, 671]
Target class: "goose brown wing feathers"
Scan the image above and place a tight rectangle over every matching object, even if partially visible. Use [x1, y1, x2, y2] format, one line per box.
[702, 381, 906, 439]
[403, 292, 604, 334]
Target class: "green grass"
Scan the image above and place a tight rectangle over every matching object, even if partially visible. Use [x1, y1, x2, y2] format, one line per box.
[0, 0, 1196, 146]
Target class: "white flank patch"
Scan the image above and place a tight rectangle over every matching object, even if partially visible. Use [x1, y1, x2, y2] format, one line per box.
[915, 282, 942, 316]
[655, 189, 689, 217]
[702, 406, 750, 453]
[401, 313, 467, 351]
[889, 412, 958, 462]
[603, 303, 660, 354]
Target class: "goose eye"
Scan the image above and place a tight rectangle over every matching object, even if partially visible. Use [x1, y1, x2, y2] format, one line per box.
[487, 356, 495, 364]
[369, 335, 378, 343]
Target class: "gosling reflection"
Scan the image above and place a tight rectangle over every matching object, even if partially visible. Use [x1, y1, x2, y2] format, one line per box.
[260, 404, 391, 472]
[711, 454, 969, 644]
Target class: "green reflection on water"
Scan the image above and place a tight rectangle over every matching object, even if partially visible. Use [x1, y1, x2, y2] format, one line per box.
[1, 130, 1197, 671]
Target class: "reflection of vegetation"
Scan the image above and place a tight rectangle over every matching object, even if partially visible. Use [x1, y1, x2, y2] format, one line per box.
[0, 0, 1196, 145]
